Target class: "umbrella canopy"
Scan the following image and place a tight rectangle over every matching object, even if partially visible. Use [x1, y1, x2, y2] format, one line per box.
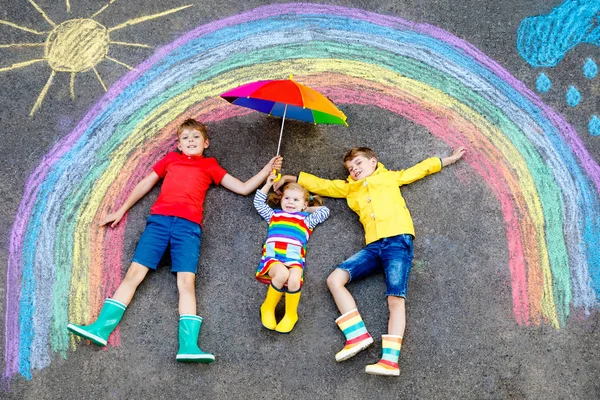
[221, 77, 348, 126]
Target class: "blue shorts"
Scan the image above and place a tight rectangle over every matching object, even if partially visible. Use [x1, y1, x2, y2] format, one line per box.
[132, 215, 202, 274]
[337, 234, 414, 298]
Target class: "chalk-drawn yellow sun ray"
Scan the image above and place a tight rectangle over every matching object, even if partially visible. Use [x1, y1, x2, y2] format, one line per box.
[110, 41, 152, 49]
[0, 19, 46, 35]
[70, 73, 75, 99]
[108, 5, 193, 32]
[105, 56, 134, 70]
[92, 67, 107, 91]
[28, 0, 57, 28]
[0, 43, 45, 48]
[0, 1, 192, 116]
[91, 0, 117, 19]
[30, 70, 56, 116]
[0, 59, 46, 72]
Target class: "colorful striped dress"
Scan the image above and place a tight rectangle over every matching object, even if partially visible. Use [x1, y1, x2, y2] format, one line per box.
[253, 190, 329, 286]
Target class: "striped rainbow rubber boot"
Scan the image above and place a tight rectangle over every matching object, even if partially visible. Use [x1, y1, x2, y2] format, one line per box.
[334, 309, 373, 362]
[365, 335, 402, 376]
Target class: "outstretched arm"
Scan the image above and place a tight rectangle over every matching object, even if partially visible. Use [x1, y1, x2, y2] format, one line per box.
[100, 171, 160, 227]
[441, 146, 466, 167]
[221, 156, 282, 195]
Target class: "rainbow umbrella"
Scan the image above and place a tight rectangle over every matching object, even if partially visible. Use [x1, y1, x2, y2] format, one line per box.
[221, 75, 348, 161]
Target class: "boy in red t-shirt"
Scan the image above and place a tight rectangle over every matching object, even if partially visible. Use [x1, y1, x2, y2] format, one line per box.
[68, 119, 282, 363]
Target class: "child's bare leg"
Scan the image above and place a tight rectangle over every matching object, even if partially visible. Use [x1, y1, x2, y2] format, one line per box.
[328, 268, 373, 361]
[286, 268, 302, 292]
[387, 296, 406, 336]
[175, 272, 214, 363]
[260, 262, 288, 330]
[177, 272, 196, 315]
[326, 268, 357, 314]
[365, 295, 406, 376]
[112, 262, 150, 305]
[268, 262, 290, 289]
[275, 267, 303, 333]
[66, 262, 147, 345]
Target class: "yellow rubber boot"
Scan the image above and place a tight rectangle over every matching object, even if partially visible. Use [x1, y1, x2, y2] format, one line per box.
[275, 290, 301, 333]
[260, 283, 284, 330]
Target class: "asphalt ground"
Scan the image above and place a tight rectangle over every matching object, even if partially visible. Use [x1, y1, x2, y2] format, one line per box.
[0, 0, 599, 398]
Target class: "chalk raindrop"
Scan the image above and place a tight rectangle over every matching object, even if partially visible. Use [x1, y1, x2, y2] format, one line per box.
[583, 58, 598, 79]
[566, 86, 581, 107]
[536, 72, 552, 93]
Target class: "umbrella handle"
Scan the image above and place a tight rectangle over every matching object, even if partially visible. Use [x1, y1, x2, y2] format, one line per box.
[272, 103, 287, 183]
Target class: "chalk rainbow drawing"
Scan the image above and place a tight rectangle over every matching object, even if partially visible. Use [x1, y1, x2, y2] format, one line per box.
[4, 3, 600, 382]
[0, 0, 191, 116]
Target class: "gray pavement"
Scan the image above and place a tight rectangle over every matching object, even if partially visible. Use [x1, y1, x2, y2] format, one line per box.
[0, 0, 599, 399]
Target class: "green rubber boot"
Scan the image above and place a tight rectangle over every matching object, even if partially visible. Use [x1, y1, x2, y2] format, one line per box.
[176, 315, 215, 363]
[66, 298, 127, 346]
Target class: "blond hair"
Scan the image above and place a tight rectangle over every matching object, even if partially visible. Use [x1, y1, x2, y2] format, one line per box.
[177, 119, 208, 140]
[267, 182, 324, 208]
[343, 147, 377, 163]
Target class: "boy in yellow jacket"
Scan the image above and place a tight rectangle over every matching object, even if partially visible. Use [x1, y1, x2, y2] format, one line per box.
[275, 146, 465, 376]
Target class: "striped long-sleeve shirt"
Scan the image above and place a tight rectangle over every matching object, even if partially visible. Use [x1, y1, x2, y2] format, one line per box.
[254, 190, 330, 284]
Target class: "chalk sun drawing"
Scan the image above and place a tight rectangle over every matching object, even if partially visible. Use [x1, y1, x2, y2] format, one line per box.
[4, 2, 600, 384]
[0, 0, 191, 116]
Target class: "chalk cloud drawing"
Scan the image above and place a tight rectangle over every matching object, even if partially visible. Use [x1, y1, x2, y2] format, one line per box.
[516, 0, 600, 135]
[0, 0, 191, 116]
[3, 2, 600, 385]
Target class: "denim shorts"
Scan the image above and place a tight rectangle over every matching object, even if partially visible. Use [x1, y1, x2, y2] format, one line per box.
[132, 215, 202, 274]
[337, 234, 414, 298]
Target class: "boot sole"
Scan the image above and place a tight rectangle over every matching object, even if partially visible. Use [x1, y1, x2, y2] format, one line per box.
[365, 366, 400, 376]
[176, 354, 215, 363]
[66, 324, 107, 346]
[335, 337, 374, 362]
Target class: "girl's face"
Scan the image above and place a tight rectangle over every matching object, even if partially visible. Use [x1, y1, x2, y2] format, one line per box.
[280, 188, 308, 212]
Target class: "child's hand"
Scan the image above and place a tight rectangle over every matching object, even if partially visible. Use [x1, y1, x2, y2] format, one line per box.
[442, 146, 466, 166]
[266, 171, 278, 185]
[100, 210, 125, 228]
[273, 175, 295, 192]
[266, 155, 283, 172]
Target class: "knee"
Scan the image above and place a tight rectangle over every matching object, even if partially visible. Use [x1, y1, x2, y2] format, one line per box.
[387, 296, 405, 312]
[123, 264, 147, 286]
[177, 273, 196, 293]
[326, 269, 348, 290]
[287, 277, 301, 292]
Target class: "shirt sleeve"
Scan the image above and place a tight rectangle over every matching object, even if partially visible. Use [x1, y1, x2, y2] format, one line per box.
[152, 153, 174, 178]
[253, 190, 274, 222]
[208, 158, 228, 185]
[305, 206, 330, 229]
[395, 157, 443, 186]
[298, 172, 350, 198]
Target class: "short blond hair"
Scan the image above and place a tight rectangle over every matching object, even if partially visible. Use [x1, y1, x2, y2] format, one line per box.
[343, 147, 377, 163]
[177, 119, 208, 140]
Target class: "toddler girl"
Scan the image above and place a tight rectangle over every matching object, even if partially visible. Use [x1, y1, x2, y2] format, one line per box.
[253, 172, 329, 333]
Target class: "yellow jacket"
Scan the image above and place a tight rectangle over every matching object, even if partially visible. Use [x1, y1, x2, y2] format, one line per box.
[298, 157, 442, 244]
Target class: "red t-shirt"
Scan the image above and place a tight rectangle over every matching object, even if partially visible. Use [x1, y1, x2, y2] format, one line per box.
[150, 152, 228, 225]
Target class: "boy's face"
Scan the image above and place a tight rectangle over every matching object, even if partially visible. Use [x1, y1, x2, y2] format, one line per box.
[177, 127, 209, 156]
[345, 155, 378, 180]
[280, 188, 308, 212]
